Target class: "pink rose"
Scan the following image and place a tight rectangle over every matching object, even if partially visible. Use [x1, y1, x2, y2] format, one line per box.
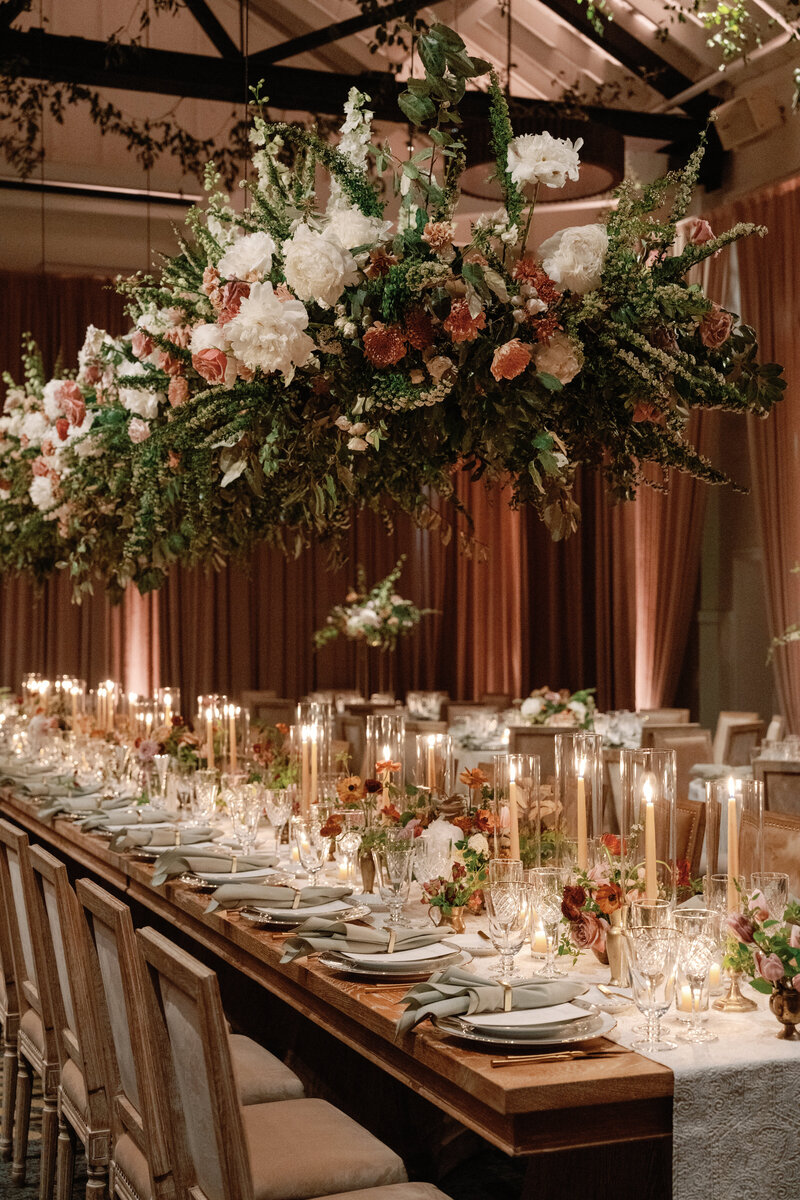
[128, 418, 151, 444]
[32, 457, 50, 477]
[60, 385, 86, 428]
[131, 329, 154, 359]
[792, 974, 800, 992]
[55, 418, 70, 442]
[727, 913, 755, 944]
[218, 281, 251, 326]
[81, 363, 102, 385]
[790, 925, 800, 949]
[571, 912, 607, 952]
[755, 950, 785, 983]
[192, 347, 228, 385]
[165, 325, 191, 350]
[41, 438, 55, 459]
[699, 304, 734, 349]
[689, 219, 715, 246]
[156, 350, 183, 377]
[168, 377, 189, 408]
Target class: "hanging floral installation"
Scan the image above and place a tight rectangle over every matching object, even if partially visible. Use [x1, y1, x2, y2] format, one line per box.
[313, 557, 432, 653]
[0, 23, 785, 599]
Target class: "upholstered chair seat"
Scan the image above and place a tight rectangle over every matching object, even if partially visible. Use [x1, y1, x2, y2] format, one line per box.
[310, 1186, 454, 1200]
[228, 1034, 304, 1104]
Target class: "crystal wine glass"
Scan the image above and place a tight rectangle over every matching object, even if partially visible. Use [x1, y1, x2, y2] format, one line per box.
[527, 867, 564, 980]
[629, 898, 673, 928]
[228, 783, 263, 855]
[265, 789, 293, 854]
[292, 816, 326, 886]
[751, 872, 790, 921]
[191, 768, 219, 826]
[413, 834, 453, 885]
[486, 879, 529, 982]
[673, 909, 719, 1043]
[374, 829, 415, 927]
[625, 926, 679, 1052]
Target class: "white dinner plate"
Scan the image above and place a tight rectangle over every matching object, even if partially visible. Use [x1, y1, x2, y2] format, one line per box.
[319, 948, 469, 981]
[195, 867, 279, 885]
[440, 932, 497, 958]
[341, 942, 459, 967]
[434, 1007, 616, 1047]
[251, 898, 355, 920]
[463, 999, 593, 1033]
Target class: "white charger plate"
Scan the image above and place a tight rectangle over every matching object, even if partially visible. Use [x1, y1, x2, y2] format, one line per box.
[341, 942, 460, 968]
[434, 1006, 616, 1047]
[319, 947, 469, 981]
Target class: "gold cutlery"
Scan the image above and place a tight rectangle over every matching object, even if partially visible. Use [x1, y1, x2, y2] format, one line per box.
[491, 1047, 632, 1067]
[597, 984, 632, 1003]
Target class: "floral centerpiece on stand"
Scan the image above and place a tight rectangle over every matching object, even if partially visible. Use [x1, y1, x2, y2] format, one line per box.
[313, 556, 430, 652]
[518, 686, 596, 728]
[0, 22, 785, 600]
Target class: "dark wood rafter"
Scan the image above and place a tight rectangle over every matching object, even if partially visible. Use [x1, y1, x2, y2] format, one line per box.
[183, 0, 241, 58]
[250, 0, 447, 68]
[2, 28, 706, 145]
[0, 0, 27, 26]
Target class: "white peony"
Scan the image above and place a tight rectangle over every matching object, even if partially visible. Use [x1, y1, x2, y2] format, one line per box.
[324, 205, 392, 252]
[521, 696, 544, 718]
[217, 231, 276, 281]
[225, 282, 314, 382]
[537, 224, 608, 294]
[283, 224, 359, 307]
[533, 331, 584, 385]
[29, 474, 56, 511]
[568, 700, 587, 723]
[42, 380, 65, 422]
[467, 833, 490, 857]
[507, 132, 583, 190]
[189, 323, 228, 354]
[20, 411, 48, 447]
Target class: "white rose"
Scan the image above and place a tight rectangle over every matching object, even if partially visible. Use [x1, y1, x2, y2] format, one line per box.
[225, 282, 314, 382]
[78, 324, 105, 362]
[217, 231, 276, 281]
[20, 411, 48, 447]
[537, 224, 608, 294]
[42, 380, 65, 422]
[283, 224, 359, 307]
[467, 833, 490, 857]
[189, 323, 228, 354]
[29, 473, 55, 511]
[507, 131, 582, 190]
[324, 205, 392, 251]
[568, 700, 587, 723]
[520, 696, 544, 718]
[118, 386, 163, 420]
[533, 331, 584, 385]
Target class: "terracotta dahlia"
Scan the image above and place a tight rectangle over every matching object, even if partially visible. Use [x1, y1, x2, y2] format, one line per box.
[404, 307, 436, 350]
[512, 257, 560, 306]
[491, 339, 532, 381]
[363, 322, 407, 367]
[443, 298, 486, 343]
[363, 248, 398, 280]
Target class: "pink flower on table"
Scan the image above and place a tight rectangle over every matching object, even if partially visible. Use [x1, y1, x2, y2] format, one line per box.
[128, 418, 151, 444]
[192, 347, 229, 385]
[571, 911, 607, 953]
[135, 738, 159, 762]
[61, 387, 86, 428]
[218, 280, 251, 326]
[689, 219, 715, 246]
[32, 456, 51, 477]
[755, 950, 785, 983]
[586, 862, 612, 886]
[790, 925, 800, 949]
[131, 329, 154, 359]
[727, 913, 755, 944]
[41, 438, 55, 459]
[168, 377, 189, 408]
[699, 303, 734, 349]
[792, 974, 800, 992]
[156, 350, 183, 377]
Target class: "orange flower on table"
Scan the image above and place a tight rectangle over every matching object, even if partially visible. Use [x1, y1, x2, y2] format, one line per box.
[451, 815, 474, 836]
[459, 767, 489, 790]
[363, 248, 398, 279]
[275, 722, 290, 735]
[599, 832, 622, 857]
[336, 775, 366, 803]
[376, 759, 401, 775]
[363, 322, 407, 367]
[320, 814, 343, 838]
[474, 808, 496, 833]
[422, 220, 456, 254]
[512, 258, 561, 307]
[594, 882, 625, 915]
[380, 803, 403, 824]
[443, 298, 486, 343]
[491, 339, 532, 381]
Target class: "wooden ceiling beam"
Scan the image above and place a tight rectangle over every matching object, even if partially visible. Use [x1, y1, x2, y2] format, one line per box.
[183, 0, 241, 59]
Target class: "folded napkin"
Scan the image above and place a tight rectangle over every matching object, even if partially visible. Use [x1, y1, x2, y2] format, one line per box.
[280, 917, 444, 963]
[110, 826, 219, 854]
[38, 791, 131, 825]
[205, 883, 352, 914]
[81, 806, 170, 831]
[395, 966, 585, 1035]
[150, 848, 278, 887]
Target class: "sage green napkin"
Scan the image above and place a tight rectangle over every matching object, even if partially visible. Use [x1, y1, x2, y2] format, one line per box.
[38, 791, 131, 825]
[280, 917, 444, 963]
[81, 806, 171, 831]
[110, 826, 219, 855]
[150, 847, 278, 887]
[395, 966, 585, 1035]
[205, 883, 352, 914]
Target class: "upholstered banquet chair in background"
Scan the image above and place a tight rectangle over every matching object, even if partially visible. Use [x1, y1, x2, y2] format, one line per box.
[722, 721, 766, 768]
[642, 729, 713, 801]
[137, 925, 415, 1200]
[0, 819, 60, 1197]
[242, 697, 296, 728]
[711, 711, 760, 764]
[639, 709, 690, 724]
[29, 846, 113, 1200]
[675, 798, 707, 882]
[508, 727, 560, 784]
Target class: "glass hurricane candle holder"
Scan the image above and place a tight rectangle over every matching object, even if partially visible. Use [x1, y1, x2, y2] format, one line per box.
[366, 712, 406, 793]
[297, 700, 335, 774]
[222, 703, 249, 773]
[21, 673, 42, 714]
[620, 748, 677, 907]
[415, 732, 452, 797]
[492, 754, 540, 864]
[130, 696, 159, 742]
[156, 686, 182, 726]
[555, 732, 602, 875]
[705, 777, 764, 911]
[197, 694, 228, 771]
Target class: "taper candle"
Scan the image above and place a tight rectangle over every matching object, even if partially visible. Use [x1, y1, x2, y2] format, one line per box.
[310, 725, 318, 808]
[427, 735, 436, 792]
[727, 776, 739, 912]
[644, 774, 658, 901]
[206, 707, 215, 769]
[576, 758, 588, 871]
[508, 760, 521, 862]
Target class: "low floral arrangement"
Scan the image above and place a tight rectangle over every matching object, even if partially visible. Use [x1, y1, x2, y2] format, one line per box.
[313, 556, 430, 652]
[423, 851, 488, 919]
[0, 22, 785, 600]
[726, 897, 800, 996]
[249, 721, 298, 788]
[154, 716, 202, 768]
[335, 775, 434, 855]
[518, 686, 596, 728]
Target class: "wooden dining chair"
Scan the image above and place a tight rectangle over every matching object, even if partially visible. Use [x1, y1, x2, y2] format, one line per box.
[643, 729, 713, 801]
[675, 798, 706, 881]
[443, 701, 502, 722]
[508, 727, 558, 784]
[759, 809, 800, 896]
[723, 721, 766, 768]
[480, 693, 512, 710]
[0, 819, 60, 1197]
[137, 925, 411, 1200]
[640, 722, 701, 749]
[29, 846, 113, 1199]
[341, 713, 368, 776]
[712, 711, 760, 764]
[0, 846, 20, 1162]
[764, 714, 786, 744]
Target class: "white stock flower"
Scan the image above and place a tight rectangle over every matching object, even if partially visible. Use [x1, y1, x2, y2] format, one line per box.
[119, 387, 162, 419]
[20, 411, 48, 447]
[520, 696, 544, 718]
[324, 205, 392, 252]
[283, 224, 359, 307]
[217, 231, 276, 281]
[507, 132, 582, 190]
[537, 225, 608, 294]
[29, 474, 56, 510]
[207, 215, 240, 246]
[225, 282, 314, 381]
[533, 331, 584, 385]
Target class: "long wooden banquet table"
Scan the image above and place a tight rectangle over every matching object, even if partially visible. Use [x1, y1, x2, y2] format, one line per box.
[0, 787, 674, 1199]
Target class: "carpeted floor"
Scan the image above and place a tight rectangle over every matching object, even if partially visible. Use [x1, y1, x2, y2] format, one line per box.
[0, 1073, 87, 1199]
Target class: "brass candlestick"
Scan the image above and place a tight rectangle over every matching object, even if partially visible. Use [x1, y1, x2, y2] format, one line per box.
[712, 969, 758, 1013]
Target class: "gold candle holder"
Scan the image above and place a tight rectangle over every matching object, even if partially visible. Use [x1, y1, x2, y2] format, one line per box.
[712, 969, 758, 1013]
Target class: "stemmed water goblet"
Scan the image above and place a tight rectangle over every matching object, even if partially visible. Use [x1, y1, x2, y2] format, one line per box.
[337, 810, 364, 888]
[673, 909, 719, 1043]
[150, 753, 170, 809]
[751, 872, 790, 920]
[413, 834, 453, 886]
[292, 816, 326, 886]
[191, 768, 219, 827]
[228, 782, 263, 855]
[629, 898, 673, 928]
[486, 863, 529, 982]
[374, 828, 415, 927]
[265, 789, 293, 854]
[527, 866, 564, 980]
[625, 926, 680, 1052]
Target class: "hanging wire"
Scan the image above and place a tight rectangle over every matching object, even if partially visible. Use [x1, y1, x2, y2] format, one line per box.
[505, 0, 513, 99]
[38, 0, 45, 273]
[145, 0, 152, 269]
[241, 0, 250, 209]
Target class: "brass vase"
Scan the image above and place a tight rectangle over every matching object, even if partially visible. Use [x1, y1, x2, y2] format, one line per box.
[447, 906, 467, 935]
[359, 854, 376, 894]
[605, 912, 628, 989]
[769, 986, 800, 1039]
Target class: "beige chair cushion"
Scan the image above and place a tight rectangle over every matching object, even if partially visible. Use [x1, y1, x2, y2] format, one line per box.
[243, 1098, 406, 1200]
[229, 1033, 304, 1103]
[60, 1057, 88, 1118]
[310, 1186, 453, 1200]
[113, 1132, 153, 1200]
[20, 1007, 44, 1054]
